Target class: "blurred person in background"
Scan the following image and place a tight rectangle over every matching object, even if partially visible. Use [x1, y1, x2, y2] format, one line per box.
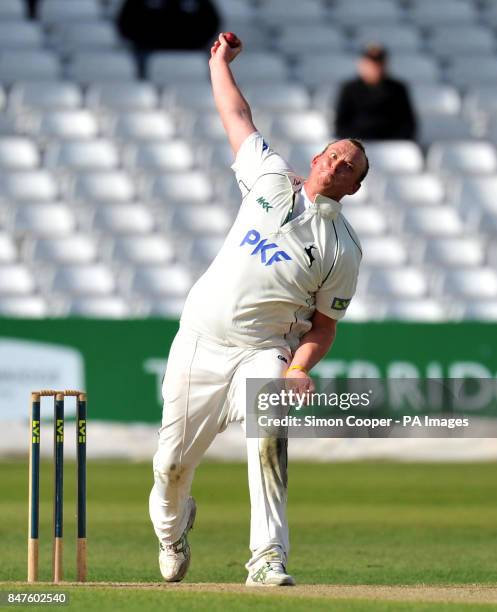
[117, 0, 220, 77]
[335, 44, 417, 141]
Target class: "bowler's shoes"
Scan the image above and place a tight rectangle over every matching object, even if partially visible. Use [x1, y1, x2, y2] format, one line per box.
[246, 561, 296, 587]
[159, 496, 197, 582]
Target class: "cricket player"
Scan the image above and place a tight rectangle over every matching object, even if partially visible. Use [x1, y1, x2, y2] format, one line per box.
[149, 32, 369, 587]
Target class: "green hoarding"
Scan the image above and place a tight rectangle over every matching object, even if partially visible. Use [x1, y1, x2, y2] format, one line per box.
[0, 319, 496, 423]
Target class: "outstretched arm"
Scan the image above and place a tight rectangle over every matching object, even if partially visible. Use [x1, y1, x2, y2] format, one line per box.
[209, 33, 257, 155]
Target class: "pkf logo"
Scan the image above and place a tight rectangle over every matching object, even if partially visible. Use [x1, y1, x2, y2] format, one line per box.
[240, 229, 292, 266]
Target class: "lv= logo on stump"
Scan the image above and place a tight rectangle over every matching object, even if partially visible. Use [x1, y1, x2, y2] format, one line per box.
[28, 390, 87, 584]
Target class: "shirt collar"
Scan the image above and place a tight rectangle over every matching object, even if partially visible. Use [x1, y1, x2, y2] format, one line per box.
[301, 185, 342, 219]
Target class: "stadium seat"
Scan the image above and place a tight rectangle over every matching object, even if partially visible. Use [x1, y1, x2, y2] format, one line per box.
[287, 143, 323, 177]
[453, 176, 497, 219]
[366, 141, 424, 174]
[167, 204, 232, 236]
[214, 0, 255, 20]
[400, 206, 464, 237]
[66, 51, 136, 84]
[67, 296, 131, 318]
[0, 22, 43, 49]
[86, 82, 158, 111]
[418, 237, 485, 268]
[0, 264, 36, 295]
[127, 264, 192, 297]
[367, 268, 428, 299]
[342, 298, 387, 322]
[294, 54, 357, 88]
[10, 204, 76, 236]
[245, 84, 310, 113]
[276, 25, 345, 55]
[188, 236, 225, 265]
[464, 86, 497, 121]
[386, 299, 449, 322]
[31, 110, 99, 141]
[463, 301, 497, 321]
[0, 138, 39, 169]
[446, 57, 497, 89]
[163, 83, 215, 112]
[147, 297, 186, 317]
[50, 21, 120, 53]
[71, 171, 136, 204]
[186, 113, 226, 141]
[360, 237, 408, 268]
[106, 111, 175, 142]
[419, 115, 474, 146]
[427, 141, 497, 174]
[45, 140, 119, 171]
[434, 268, 497, 299]
[389, 54, 439, 85]
[0, 51, 60, 84]
[9, 82, 82, 112]
[269, 112, 330, 144]
[0, 296, 48, 317]
[0, 112, 17, 136]
[232, 53, 288, 84]
[148, 52, 208, 85]
[332, 0, 402, 25]
[51, 264, 116, 295]
[408, 2, 477, 26]
[123, 141, 195, 172]
[352, 25, 421, 53]
[0, 0, 25, 19]
[88, 204, 155, 235]
[312, 84, 339, 114]
[0, 170, 59, 202]
[108, 235, 174, 265]
[0, 232, 17, 263]
[341, 207, 388, 237]
[427, 25, 495, 59]
[380, 174, 446, 207]
[410, 85, 461, 116]
[24, 235, 98, 264]
[257, 1, 326, 25]
[39, 0, 101, 24]
[145, 172, 213, 203]
[197, 142, 233, 171]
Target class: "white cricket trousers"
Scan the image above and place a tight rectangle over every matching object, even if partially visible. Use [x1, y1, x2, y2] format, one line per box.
[149, 327, 291, 570]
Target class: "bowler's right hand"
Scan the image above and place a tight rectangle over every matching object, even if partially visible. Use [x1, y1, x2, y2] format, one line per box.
[210, 32, 243, 65]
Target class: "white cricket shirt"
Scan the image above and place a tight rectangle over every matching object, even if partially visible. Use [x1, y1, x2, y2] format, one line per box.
[180, 132, 362, 352]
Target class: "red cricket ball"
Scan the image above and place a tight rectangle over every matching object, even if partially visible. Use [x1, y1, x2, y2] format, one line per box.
[224, 32, 241, 48]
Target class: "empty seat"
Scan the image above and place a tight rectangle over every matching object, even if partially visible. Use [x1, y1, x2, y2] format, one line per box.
[419, 115, 474, 146]
[0, 296, 47, 317]
[39, 0, 101, 24]
[419, 237, 485, 267]
[25, 235, 98, 264]
[0, 232, 17, 262]
[128, 264, 192, 297]
[86, 82, 158, 111]
[269, 112, 330, 144]
[0, 138, 39, 169]
[214, 0, 255, 20]
[0, 0, 25, 19]
[389, 54, 439, 84]
[89, 204, 155, 234]
[146, 172, 213, 203]
[353, 25, 420, 53]
[464, 86, 497, 120]
[341, 207, 387, 237]
[367, 268, 428, 298]
[453, 176, 497, 217]
[107, 111, 174, 141]
[0, 170, 58, 202]
[66, 51, 135, 84]
[410, 84, 460, 116]
[366, 141, 423, 174]
[428, 25, 495, 59]
[109, 235, 174, 265]
[401, 206, 464, 237]
[163, 82, 215, 112]
[276, 25, 345, 54]
[408, 2, 476, 26]
[435, 268, 497, 299]
[447, 57, 497, 89]
[168, 204, 232, 235]
[0, 112, 17, 136]
[45, 140, 119, 170]
[463, 301, 497, 321]
[342, 298, 387, 322]
[245, 84, 310, 112]
[360, 237, 408, 267]
[381, 175, 446, 207]
[9, 81, 82, 112]
[72, 171, 136, 203]
[200, 142, 234, 170]
[187, 113, 226, 141]
[427, 142, 497, 174]
[257, 0, 326, 25]
[332, 0, 401, 25]
[51, 21, 119, 53]
[386, 299, 449, 322]
[232, 53, 288, 84]
[33, 110, 99, 140]
[0, 21, 43, 49]
[68, 296, 131, 318]
[51, 263, 115, 295]
[0, 264, 35, 295]
[148, 297, 185, 317]
[148, 52, 207, 85]
[0, 51, 60, 83]
[188, 236, 225, 264]
[123, 141, 194, 171]
[295, 54, 357, 88]
[11, 204, 76, 236]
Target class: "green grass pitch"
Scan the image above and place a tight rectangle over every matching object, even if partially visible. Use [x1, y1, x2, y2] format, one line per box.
[2, 460, 497, 610]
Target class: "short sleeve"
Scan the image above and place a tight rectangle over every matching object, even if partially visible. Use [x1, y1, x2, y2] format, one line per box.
[315, 249, 361, 320]
[231, 132, 291, 196]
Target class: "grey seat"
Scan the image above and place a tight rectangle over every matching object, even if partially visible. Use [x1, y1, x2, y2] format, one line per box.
[10, 204, 76, 236]
[148, 52, 207, 85]
[0, 138, 39, 169]
[66, 51, 136, 84]
[419, 115, 474, 147]
[381, 174, 446, 207]
[389, 54, 439, 85]
[360, 237, 408, 268]
[353, 25, 421, 53]
[435, 268, 497, 299]
[410, 85, 460, 116]
[9, 82, 82, 112]
[463, 301, 497, 321]
[168, 204, 232, 236]
[447, 57, 497, 89]
[269, 112, 330, 144]
[72, 171, 136, 204]
[245, 84, 310, 113]
[39, 0, 101, 24]
[106, 111, 175, 142]
[400, 206, 464, 237]
[332, 0, 402, 25]
[0, 170, 58, 202]
[89, 204, 155, 235]
[428, 25, 495, 59]
[418, 237, 485, 268]
[128, 264, 192, 297]
[33, 110, 99, 140]
[453, 176, 497, 217]
[408, 2, 476, 26]
[0, 0, 25, 19]
[146, 172, 213, 203]
[295, 53, 356, 87]
[276, 25, 345, 55]
[0, 296, 47, 317]
[148, 297, 186, 317]
[367, 141, 423, 174]
[67, 296, 131, 318]
[51, 21, 119, 53]
[0, 51, 60, 84]
[109, 235, 174, 265]
[51, 263, 116, 295]
[386, 299, 449, 322]
[367, 268, 428, 298]
[0, 22, 43, 49]
[163, 83, 215, 112]
[427, 141, 497, 175]
[123, 141, 194, 172]
[86, 82, 158, 111]
[0, 264, 36, 295]
[0, 232, 17, 263]
[45, 140, 119, 170]
[341, 207, 388, 237]
[25, 235, 98, 264]
[232, 53, 288, 84]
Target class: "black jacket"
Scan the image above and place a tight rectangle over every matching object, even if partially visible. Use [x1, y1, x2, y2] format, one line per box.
[334, 76, 417, 141]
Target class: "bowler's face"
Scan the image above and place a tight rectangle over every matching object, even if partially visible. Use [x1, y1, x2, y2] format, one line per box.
[310, 141, 366, 200]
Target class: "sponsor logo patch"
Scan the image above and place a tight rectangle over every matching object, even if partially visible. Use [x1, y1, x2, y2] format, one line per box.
[331, 297, 351, 311]
[304, 244, 317, 268]
[256, 196, 273, 212]
[240, 229, 292, 266]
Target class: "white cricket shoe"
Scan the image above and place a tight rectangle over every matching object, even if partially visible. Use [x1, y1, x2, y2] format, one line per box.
[158, 496, 197, 582]
[246, 561, 296, 587]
